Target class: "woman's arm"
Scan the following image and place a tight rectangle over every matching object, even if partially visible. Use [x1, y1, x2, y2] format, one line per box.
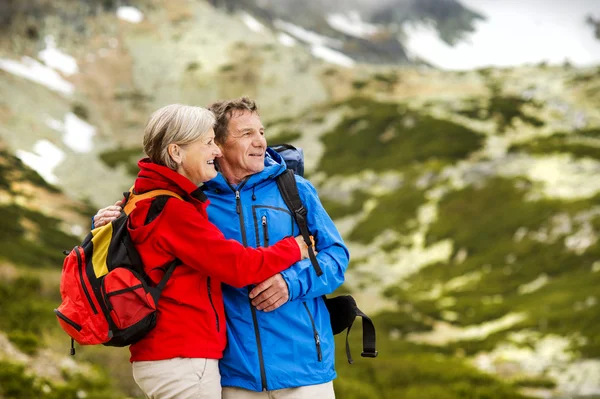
[149, 199, 306, 288]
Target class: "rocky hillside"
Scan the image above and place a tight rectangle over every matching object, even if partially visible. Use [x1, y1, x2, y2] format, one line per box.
[1, 1, 600, 398]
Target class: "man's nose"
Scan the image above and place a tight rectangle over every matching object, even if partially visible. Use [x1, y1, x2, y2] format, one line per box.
[253, 134, 266, 146]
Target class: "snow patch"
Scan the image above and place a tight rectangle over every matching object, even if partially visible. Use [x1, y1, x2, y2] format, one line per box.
[117, 6, 144, 24]
[16, 140, 65, 185]
[46, 113, 96, 153]
[311, 45, 355, 68]
[274, 20, 342, 48]
[326, 11, 380, 39]
[241, 12, 265, 33]
[277, 33, 296, 47]
[38, 35, 78, 76]
[0, 56, 74, 95]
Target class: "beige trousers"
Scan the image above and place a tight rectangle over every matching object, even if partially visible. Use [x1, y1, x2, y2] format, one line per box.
[132, 358, 221, 399]
[222, 381, 335, 399]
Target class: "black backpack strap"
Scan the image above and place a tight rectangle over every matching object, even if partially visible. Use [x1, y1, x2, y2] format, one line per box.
[357, 307, 378, 359]
[276, 170, 323, 276]
[342, 306, 378, 364]
[145, 195, 172, 224]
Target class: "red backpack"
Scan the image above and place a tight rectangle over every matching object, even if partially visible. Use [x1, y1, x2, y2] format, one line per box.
[54, 188, 182, 354]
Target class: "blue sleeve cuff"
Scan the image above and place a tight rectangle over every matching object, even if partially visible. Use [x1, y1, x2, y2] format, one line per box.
[281, 267, 299, 302]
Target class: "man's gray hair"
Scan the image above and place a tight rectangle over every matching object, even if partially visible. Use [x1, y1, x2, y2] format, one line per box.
[143, 104, 216, 170]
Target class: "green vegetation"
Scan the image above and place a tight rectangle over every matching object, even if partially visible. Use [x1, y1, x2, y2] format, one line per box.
[0, 360, 120, 399]
[348, 183, 426, 244]
[458, 93, 544, 132]
[383, 177, 600, 357]
[509, 129, 600, 161]
[99, 146, 144, 176]
[267, 130, 302, 145]
[334, 329, 533, 399]
[352, 80, 368, 90]
[0, 275, 58, 353]
[0, 149, 60, 193]
[318, 98, 485, 176]
[72, 103, 89, 120]
[0, 204, 79, 267]
[321, 190, 371, 220]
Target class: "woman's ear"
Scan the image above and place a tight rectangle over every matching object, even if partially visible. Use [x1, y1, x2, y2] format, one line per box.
[168, 143, 183, 165]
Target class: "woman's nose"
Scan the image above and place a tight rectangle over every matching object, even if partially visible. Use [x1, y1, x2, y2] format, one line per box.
[214, 145, 223, 158]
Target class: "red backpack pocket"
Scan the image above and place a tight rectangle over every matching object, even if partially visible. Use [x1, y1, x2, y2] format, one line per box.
[102, 268, 157, 331]
[55, 246, 109, 345]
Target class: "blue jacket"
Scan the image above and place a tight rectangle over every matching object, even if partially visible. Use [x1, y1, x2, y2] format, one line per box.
[203, 148, 350, 391]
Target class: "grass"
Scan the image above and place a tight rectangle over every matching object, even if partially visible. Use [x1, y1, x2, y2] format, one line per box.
[509, 129, 600, 161]
[0, 275, 59, 353]
[348, 183, 426, 244]
[318, 97, 485, 176]
[334, 328, 534, 399]
[0, 204, 80, 267]
[382, 177, 600, 357]
[321, 190, 372, 221]
[457, 94, 544, 133]
[0, 359, 121, 399]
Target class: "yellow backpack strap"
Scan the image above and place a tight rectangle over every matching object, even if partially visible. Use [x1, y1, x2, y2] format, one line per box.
[123, 187, 184, 215]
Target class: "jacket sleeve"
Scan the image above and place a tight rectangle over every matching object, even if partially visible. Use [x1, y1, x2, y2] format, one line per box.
[156, 199, 301, 288]
[280, 177, 350, 301]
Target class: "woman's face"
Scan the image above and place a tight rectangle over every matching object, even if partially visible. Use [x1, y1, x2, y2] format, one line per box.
[176, 129, 222, 185]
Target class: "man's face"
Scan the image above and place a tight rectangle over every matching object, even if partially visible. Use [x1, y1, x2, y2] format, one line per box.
[218, 110, 267, 184]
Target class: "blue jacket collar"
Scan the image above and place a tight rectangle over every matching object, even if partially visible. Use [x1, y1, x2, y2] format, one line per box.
[205, 147, 287, 192]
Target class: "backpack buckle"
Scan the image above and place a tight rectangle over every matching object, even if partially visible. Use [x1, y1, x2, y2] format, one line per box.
[361, 350, 378, 358]
[295, 206, 307, 217]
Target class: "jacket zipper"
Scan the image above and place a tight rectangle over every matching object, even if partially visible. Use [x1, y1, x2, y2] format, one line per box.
[261, 215, 269, 247]
[207, 277, 220, 332]
[226, 181, 267, 390]
[76, 247, 97, 314]
[303, 302, 322, 362]
[54, 309, 82, 331]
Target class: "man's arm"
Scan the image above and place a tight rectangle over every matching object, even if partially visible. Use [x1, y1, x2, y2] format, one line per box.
[278, 177, 349, 301]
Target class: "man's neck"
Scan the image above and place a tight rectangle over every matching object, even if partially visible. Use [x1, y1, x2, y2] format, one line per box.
[221, 171, 247, 187]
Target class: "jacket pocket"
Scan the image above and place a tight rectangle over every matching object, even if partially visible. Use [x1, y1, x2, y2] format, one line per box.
[303, 302, 322, 362]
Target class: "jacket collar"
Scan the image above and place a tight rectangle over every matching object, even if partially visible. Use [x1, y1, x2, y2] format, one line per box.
[205, 147, 286, 193]
[134, 158, 208, 202]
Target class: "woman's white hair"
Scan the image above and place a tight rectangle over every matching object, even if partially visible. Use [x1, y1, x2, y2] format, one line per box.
[143, 104, 216, 170]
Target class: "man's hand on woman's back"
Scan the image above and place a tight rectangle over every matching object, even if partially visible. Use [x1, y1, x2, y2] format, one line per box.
[93, 200, 123, 228]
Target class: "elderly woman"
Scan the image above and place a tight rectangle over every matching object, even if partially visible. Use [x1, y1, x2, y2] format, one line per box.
[126, 104, 309, 399]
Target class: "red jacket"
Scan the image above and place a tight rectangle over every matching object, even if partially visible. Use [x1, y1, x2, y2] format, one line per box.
[127, 159, 301, 362]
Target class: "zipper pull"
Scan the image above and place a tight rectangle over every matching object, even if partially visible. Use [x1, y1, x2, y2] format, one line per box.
[235, 191, 241, 214]
[316, 334, 322, 361]
[70, 338, 75, 356]
[262, 215, 269, 243]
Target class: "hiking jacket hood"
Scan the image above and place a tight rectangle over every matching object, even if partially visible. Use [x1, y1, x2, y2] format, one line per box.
[126, 158, 301, 362]
[204, 149, 350, 390]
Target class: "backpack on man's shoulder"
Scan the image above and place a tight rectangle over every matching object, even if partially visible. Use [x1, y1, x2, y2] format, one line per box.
[272, 144, 378, 364]
[54, 188, 182, 355]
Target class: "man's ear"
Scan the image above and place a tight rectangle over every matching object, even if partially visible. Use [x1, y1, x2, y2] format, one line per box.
[168, 143, 183, 165]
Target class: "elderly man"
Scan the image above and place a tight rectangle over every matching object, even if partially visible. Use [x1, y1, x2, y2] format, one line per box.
[95, 97, 349, 398]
